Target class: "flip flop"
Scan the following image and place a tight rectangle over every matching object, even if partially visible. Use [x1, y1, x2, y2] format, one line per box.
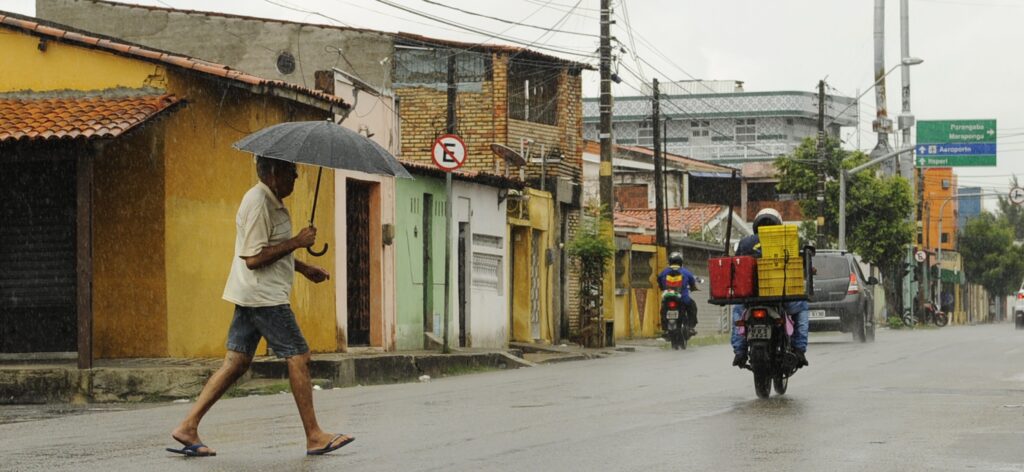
[166, 443, 216, 457]
[306, 434, 355, 456]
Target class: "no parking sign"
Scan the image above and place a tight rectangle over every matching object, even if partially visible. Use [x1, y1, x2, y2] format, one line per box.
[432, 134, 467, 172]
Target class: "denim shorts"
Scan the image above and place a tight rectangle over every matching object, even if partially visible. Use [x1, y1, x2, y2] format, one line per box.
[226, 304, 310, 358]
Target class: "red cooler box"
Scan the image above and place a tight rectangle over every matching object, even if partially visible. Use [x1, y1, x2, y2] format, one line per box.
[708, 256, 757, 299]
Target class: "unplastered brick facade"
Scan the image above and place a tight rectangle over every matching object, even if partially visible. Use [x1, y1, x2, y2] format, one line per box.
[394, 49, 584, 185]
[393, 42, 587, 341]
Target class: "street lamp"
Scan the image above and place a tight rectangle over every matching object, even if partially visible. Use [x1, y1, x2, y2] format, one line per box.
[835, 57, 924, 251]
[829, 57, 924, 129]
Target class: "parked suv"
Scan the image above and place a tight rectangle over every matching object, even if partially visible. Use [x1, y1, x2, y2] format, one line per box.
[1014, 282, 1024, 329]
[808, 250, 879, 342]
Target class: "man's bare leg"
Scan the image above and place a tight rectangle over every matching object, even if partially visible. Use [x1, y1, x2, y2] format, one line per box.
[171, 350, 252, 454]
[286, 352, 351, 451]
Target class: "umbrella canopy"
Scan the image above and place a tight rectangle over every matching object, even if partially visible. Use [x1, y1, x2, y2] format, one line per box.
[233, 120, 412, 179]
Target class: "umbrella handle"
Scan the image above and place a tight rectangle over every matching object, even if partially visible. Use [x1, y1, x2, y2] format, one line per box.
[307, 243, 328, 257]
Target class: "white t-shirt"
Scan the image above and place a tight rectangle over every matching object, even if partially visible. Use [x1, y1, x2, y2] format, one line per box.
[222, 182, 294, 307]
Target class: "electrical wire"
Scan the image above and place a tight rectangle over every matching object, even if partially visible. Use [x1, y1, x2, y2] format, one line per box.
[421, 0, 599, 38]
[371, 0, 598, 58]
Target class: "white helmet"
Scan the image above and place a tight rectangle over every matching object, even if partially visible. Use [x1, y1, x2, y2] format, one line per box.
[752, 208, 783, 234]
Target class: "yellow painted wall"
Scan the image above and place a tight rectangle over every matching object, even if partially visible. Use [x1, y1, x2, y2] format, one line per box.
[92, 123, 168, 358]
[1, 29, 337, 358]
[161, 73, 336, 358]
[613, 245, 663, 339]
[0, 29, 158, 92]
[510, 190, 555, 343]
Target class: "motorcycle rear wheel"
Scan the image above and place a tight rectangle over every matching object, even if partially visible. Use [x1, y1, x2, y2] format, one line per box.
[902, 313, 916, 328]
[773, 374, 788, 395]
[753, 368, 771, 398]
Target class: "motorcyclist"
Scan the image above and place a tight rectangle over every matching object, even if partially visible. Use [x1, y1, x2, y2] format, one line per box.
[731, 208, 810, 368]
[658, 252, 699, 336]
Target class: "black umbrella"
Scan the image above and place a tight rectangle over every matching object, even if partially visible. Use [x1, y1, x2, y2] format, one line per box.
[233, 120, 413, 256]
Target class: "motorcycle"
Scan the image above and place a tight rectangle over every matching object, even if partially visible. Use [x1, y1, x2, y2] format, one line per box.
[735, 304, 801, 398]
[709, 245, 815, 399]
[901, 301, 948, 328]
[662, 289, 694, 350]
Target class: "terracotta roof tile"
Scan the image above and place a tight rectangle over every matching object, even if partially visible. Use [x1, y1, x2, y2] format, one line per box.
[400, 160, 524, 189]
[615, 204, 725, 234]
[0, 94, 182, 142]
[0, 12, 348, 112]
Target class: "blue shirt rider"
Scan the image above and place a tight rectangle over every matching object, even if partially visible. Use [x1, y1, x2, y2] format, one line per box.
[731, 208, 810, 369]
[659, 251, 699, 333]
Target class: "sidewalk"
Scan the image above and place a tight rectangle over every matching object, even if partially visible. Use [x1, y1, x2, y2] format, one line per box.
[0, 337, 717, 405]
[0, 349, 530, 404]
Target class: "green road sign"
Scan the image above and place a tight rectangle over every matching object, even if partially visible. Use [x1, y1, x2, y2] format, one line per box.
[916, 119, 997, 167]
[915, 155, 997, 167]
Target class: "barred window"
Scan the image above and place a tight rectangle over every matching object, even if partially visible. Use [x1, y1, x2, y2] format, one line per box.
[393, 48, 489, 86]
[637, 121, 654, 147]
[508, 61, 559, 126]
[735, 118, 756, 143]
[691, 120, 710, 137]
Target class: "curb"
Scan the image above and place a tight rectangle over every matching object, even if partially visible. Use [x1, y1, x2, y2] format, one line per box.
[0, 351, 534, 405]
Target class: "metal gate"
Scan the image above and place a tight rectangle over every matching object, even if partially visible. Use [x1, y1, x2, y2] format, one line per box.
[346, 181, 372, 346]
[0, 157, 77, 353]
[530, 231, 541, 340]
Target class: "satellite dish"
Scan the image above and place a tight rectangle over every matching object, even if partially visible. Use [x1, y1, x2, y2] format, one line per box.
[490, 143, 527, 167]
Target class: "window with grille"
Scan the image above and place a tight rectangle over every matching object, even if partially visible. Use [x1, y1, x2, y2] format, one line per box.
[735, 118, 756, 142]
[691, 120, 710, 137]
[637, 121, 654, 147]
[508, 61, 559, 126]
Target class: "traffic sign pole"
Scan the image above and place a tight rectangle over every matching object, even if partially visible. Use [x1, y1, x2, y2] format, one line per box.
[432, 134, 467, 354]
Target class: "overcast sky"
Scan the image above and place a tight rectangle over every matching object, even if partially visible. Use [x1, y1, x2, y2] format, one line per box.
[5, 0, 1022, 204]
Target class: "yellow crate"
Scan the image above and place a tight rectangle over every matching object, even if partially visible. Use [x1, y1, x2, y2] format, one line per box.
[759, 224, 800, 259]
[757, 256, 806, 297]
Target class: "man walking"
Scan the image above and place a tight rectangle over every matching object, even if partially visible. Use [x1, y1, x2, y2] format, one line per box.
[168, 157, 353, 457]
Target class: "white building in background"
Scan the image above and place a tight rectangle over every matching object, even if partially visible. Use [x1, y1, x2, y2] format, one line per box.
[583, 80, 859, 164]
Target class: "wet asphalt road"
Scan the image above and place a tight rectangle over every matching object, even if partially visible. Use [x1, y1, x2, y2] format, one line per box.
[2, 323, 1023, 472]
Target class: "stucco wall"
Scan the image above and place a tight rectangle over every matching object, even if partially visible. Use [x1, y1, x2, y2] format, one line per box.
[2, 27, 337, 357]
[160, 72, 335, 358]
[451, 180, 508, 348]
[393, 174, 447, 350]
[37, 0, 395, 89]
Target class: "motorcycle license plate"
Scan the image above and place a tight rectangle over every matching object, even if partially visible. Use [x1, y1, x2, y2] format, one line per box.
[748, 325, 771, 340]
[667, 311, 679, 320]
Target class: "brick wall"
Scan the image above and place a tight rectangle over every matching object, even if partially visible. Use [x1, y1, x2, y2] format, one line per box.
[614, 184, 649, 210]
[565, 207, 582, 335]
[394, 54, 501, 173]
[507, 70, 583, 186]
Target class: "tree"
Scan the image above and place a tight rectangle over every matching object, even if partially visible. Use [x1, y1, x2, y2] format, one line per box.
[775, 137, 915, 315]
[996, 175, 1024, 240]
[960, 212, 1024, 310]
[566, 204, 615, 346]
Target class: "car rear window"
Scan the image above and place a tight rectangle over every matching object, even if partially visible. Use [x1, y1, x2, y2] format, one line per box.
[812, 256, 850, 278]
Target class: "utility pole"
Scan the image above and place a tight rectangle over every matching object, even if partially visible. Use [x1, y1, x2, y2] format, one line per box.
[598, 0, 615, 345]
[902, 0, 921, 322]
[663, 117, 671, 253]
[652, 78, 665, 247]
[816, 79, 827, 249]
[442, 53, 456, 354]
[873, 0, 895, 176]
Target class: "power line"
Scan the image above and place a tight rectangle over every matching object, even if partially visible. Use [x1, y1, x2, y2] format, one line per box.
[371, 0, 598, 58]
[421, 0, 599, 38]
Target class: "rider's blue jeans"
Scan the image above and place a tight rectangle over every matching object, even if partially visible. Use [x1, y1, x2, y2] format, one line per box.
[731, 301, 809, 354]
